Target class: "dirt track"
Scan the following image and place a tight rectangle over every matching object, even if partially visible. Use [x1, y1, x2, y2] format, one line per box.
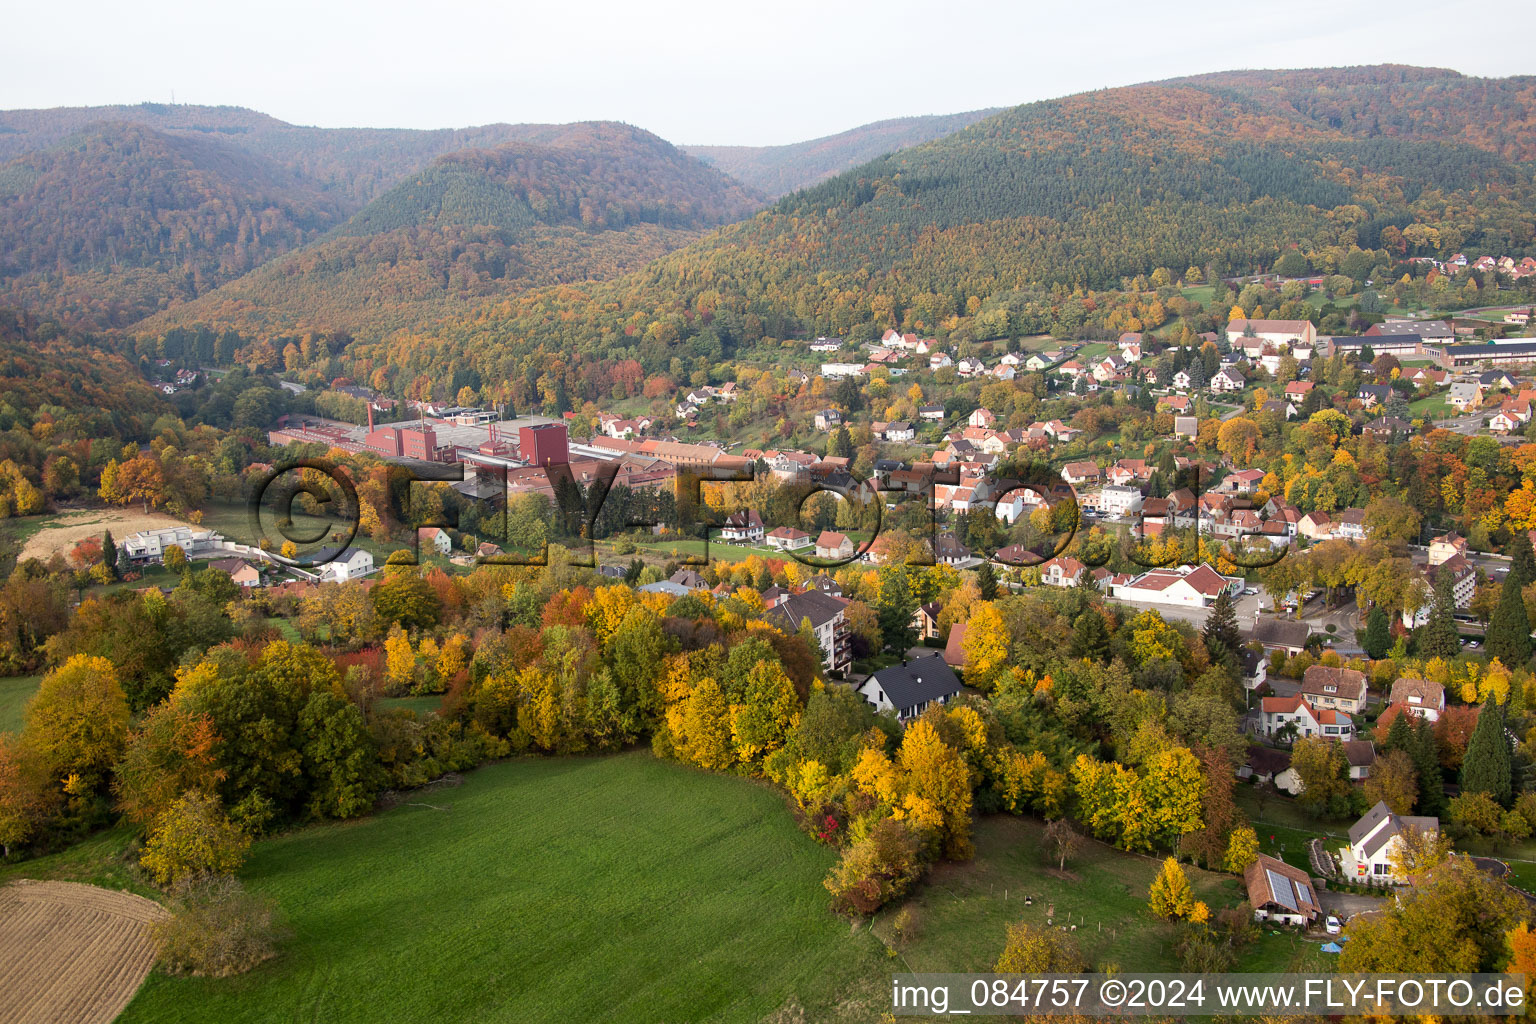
[0, 880, 166, 1024]
[18, 509, 187, 564]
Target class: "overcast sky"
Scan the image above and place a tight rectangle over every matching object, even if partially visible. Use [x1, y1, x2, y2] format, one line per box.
[5, 0, 1532, 147]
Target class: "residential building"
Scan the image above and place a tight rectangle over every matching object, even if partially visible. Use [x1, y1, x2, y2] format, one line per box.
[316, 548, 375, 583]
[720, 509, 765, 544]
[770, 590, 852, 674]
[1341, 801, 1440, 883]
[1388, 677, 1446, 722]
[1259, 694, 1355, 741]
[419, 526, 453, 555]
[1248, 618, 1311, 656]
[1343, 740, 1376, 780]
[1300, 665, 1368, 714]
[912, 601, 942, 641]
[766, 526, 813, 551]
[123, 526, 223, 564]
[1427, 532, 1466, 566]
[209, 557, 261, 588]
[857, 654, 962, 721]
[815, 531, 855, 561]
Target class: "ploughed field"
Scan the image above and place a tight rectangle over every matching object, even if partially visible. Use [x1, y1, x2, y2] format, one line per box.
[0, 880, 165, 1024]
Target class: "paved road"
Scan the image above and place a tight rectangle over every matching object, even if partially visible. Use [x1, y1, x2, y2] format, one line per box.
[1434, 412, 1485, 435]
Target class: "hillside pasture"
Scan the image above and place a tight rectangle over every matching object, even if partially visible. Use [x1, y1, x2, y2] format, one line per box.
[116, 752, 893, 1024]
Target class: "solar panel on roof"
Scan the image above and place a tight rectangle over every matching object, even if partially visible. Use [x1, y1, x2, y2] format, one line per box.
[1267, 869, 1298, 912]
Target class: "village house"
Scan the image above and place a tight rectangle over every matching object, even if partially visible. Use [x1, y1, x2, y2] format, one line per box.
[1448, 381, 1484, 410]
[1038, 555, 1087, 587]
[209, 557, 261, 588]
[1340, 801, 1440, 884]
[1343, 740, 1376, 780]
[1244, 853, 1320, 927]
[1427, 531, 1467, 565]
[1061, 461, 1102, 486]
[1300, 665, 1368, 714]
[1210, 367, 1246, 393]
[766, 526, 813, 551]
[814, 409, 843, 431]
[316, 547, 375, 584]
[720, 509, 765, 544]
[857, 654, 962, 722]
[815, 531, 855, 561]
[1248, 617, 1312, 657]
[418, 526, 453, 556]
[1388, 677, 1446, 722]
[1258, 694, 1355, 742]
[911, 601, 943, 641]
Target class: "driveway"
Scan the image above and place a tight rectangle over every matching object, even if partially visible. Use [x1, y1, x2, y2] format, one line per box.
[1319, 890, 1387, 920]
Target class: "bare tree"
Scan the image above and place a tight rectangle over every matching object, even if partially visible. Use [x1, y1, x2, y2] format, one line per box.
[1044, 818, 1082, 871]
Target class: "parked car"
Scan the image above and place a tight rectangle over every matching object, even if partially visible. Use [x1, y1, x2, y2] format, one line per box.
[1324, 916, 1342, 935]
[1242, 587, 1258, 595]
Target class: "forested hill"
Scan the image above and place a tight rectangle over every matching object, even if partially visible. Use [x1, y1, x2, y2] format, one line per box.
[0, 123, 344, 329]
[683, 109, 1002, 197]
[0, 104, 688, 207]
[327, 66, 1536, 407]
[135, 124, 763, 341]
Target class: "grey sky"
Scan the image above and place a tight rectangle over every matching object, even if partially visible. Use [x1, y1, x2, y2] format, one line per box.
[4, 0, 1532, 147]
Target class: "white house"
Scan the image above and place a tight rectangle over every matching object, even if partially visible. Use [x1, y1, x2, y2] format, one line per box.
[815, 531, 855, 561]
[1388, 677, 1446, 722]
[820, 363, 866, 379]
[418, 527, 453, 556]
[765, 526, 813, 551]
[1110, 563, 1242, 608]
[317, 547, 375, 583]
[720, 509, 765, 544]
[1340, 801, 1439, 884]
[1099, 484, 1144, 518]
[1210, 367, 1246, 393]
[123, 526, 223, 564]
[856, 655, 962, 721]
[1258, 695, 1354, 741]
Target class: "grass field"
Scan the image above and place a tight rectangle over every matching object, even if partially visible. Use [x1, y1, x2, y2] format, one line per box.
[115, 752, 894, 1024]
[874, 816, 1242, 975]
[0, 674, 40, 735]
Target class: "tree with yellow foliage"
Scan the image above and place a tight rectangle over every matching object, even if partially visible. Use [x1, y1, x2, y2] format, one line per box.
[899, 717, 974, 856]
[1147, 856, 1208, 922]
[25, 654, 130, 794]
[140, 789, 250, 884]
[962, 602, 1010, 690]
[383, 625, 415, 690]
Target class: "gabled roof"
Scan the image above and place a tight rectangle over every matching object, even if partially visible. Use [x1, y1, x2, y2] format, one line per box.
[1350, 801, 1439, 858]
[866, 655, 962, 712]
[1243, 853, 1319, 918]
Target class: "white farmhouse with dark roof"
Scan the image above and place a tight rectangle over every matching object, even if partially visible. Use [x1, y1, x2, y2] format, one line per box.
[857, 655, 962, 722]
